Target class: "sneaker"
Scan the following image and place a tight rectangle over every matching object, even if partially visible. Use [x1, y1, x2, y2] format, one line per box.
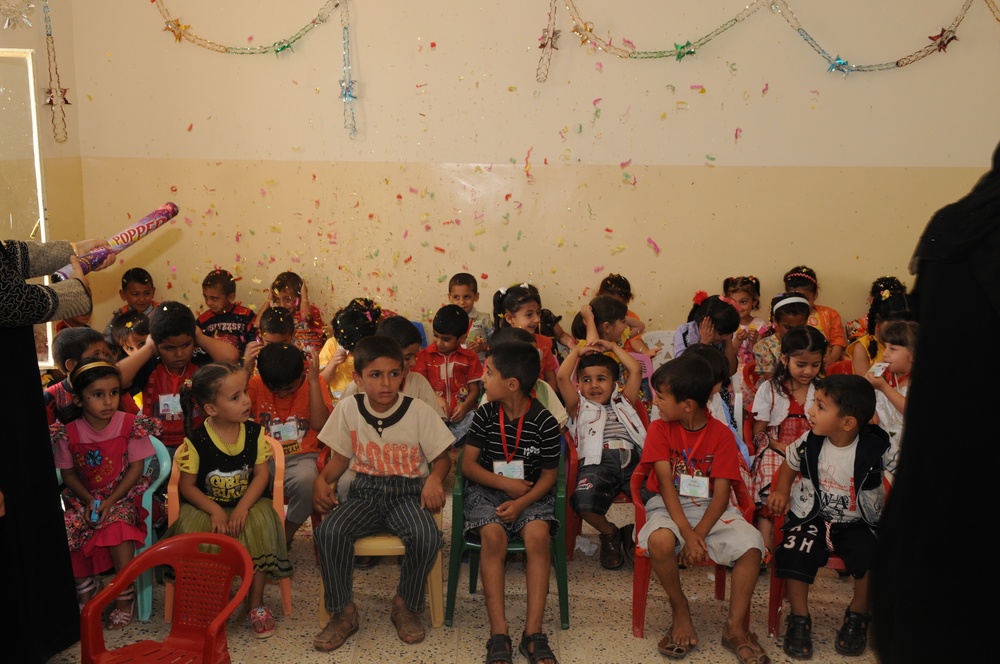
[599, 530, 624, 569]
[619, 524, 635, 569]
[783, 614, 813, 659]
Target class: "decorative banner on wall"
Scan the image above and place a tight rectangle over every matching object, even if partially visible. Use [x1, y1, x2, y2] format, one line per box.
[539, 0, 1000, 82]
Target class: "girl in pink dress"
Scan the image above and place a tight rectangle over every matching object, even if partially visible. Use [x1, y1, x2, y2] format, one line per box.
[750, 326, 828, 563]
[51, 359, 159, 629]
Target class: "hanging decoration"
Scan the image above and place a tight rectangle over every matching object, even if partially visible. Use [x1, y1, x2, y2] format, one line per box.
[42, 0, 68, 144]
[553, 0, 995, 76]
[339, 0, 357, 138]
[151, 0, 339, 55]
[536, 0, 560, 83]
[1, 1, 34, 29]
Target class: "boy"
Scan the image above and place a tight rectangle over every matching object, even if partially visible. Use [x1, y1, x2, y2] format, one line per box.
[413, 304, 483, 443]
[312, 336, 453, 652]
[197, 268, 256, 356]
[265, 271, 326, 354]
[448, 272, 492, 361]
[43, 327, 138, 424]
[638, 353, 768, 663]
[319, 298, 381, 402]
[461, 341, 561, 664]
[249, 343, 332, 546]
[119, 301, 240, 448]
[109, 310, 149, 359]
[242, 306, 296, 374]
[557, 339, 645, 569]
[103, 267, 157, 344]
[767, 374, 897, 659]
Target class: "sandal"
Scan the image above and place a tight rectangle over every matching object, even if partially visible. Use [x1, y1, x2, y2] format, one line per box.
[485, 633, 513, 664]
[390, 603, 426, 644]
[75, 576, 102, 611]
[107, 585, 135, 630]
[782, 614, 813, 660]
[722, 631, 771, 664]
[835, 609, 870, 656]
[247, 605, 275, 639]
[313, 606, 359, 652]
[657, 632, 693, 659]
[519, 632, 557, 664]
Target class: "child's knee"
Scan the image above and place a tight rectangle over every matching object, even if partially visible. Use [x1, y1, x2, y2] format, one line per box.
[478, 523, 507, 551]
[647, 528, 678, 559]
[520, 520, 551, 551]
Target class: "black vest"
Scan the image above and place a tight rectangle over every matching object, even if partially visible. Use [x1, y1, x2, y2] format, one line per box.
[190, 420, 263, 508]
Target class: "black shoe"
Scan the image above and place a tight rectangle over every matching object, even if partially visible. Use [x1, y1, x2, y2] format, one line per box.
[598, 530, 624, 569]
[619, 524, 635, 569]
[783, 614, 813, 659]
[835, 609, 869, 656]
[354, 556, 380, 570]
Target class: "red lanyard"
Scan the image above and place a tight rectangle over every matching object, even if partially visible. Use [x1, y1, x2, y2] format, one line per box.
[678, 420, 710, 471]
[498, 405, 525, 464]
[164, 366, 185, 395]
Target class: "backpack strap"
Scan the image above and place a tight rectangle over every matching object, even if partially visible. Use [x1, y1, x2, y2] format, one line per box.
[353, 393, 413, 436]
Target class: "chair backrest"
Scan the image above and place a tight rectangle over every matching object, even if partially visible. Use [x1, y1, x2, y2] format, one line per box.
[146, 436, 171, 493]
[826, 359, 853, 375]
[265, 435, 285, 518]
[640, 329, 675, 370]
[410, 319, 429, 348]
[742, 360, 760, 391]
[634, 399, 652, 431]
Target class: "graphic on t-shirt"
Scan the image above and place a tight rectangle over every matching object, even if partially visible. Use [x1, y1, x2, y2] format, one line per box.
[205, 465, 251, 503]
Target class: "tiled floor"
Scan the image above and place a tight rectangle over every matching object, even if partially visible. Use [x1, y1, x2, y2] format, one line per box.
[51, 500, 878, 663]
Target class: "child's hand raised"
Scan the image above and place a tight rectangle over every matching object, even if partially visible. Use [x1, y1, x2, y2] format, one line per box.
[329, 346, 348, 369]
[306, 348, 321, 377]
[243, 340, 263, 366]
[585, 339, 616, 353]
[698, 316, 717, 344]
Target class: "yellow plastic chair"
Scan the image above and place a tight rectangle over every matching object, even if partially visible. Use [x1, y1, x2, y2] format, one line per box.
[165, 434, 292, 620]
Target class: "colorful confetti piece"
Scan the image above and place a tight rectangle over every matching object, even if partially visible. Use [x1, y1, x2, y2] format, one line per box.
[646, 237, 661, 255]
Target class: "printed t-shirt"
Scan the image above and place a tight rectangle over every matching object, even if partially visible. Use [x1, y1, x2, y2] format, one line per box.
[197, 304, 256, 355]
[641, 416, 741, 498]
[247, 373, 332, 456]
[412, 344, 484, 414]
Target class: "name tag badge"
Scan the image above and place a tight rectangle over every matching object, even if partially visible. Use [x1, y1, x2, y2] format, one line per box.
[678, 473, 710, 498]
[158, 393, 182, 416]
[277, 421, 300, 443]
[492, 460, 525, 479]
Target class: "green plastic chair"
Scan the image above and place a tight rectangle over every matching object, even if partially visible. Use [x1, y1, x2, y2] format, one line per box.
[444, 440, 570, 630]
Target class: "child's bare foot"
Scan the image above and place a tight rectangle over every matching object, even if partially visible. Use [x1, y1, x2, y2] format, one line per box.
[658, 600, 697, 658]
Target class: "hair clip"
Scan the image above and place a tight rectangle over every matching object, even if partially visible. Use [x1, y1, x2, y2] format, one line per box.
[786, 272, 817, 285]
[692, 290, 709, 305]
[519, 283, 530, 289]
[499, 287, 508, 295]
[719, 295, 738, 308]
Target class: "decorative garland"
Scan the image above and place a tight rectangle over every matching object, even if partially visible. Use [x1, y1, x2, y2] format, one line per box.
[339, 0, 357, 137]
[152, 0, 339, 55]
[545, 0, 999, 79]
[42, 0, 68, 143]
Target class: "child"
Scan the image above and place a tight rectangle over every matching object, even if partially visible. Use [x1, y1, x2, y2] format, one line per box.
[846, 286, 913, 375]
[723, 276, 766, 378]
[165, 363, 292, 639]
[523, 282, 576, 355]
[413, 304, 483, 443]
[493, 285, 559, 393]
[319, 297, 382, 402]
[312, 336, 453, 652]
[44, 327, 138, 425]
[637, 353, 768, 663]
[486, 327, 568, 429]
[56, 312, 93, 334]
[767, 374, 897, 659]
[109, 310, 149, 360]
[752, 292, 811, 382]
[845, 276, 907, 343]
[783, 266, 847, 363]
[461, 341, 562, 664]
[558, 339, 645, 570]
[596, 273, 657, 356]
[673, 292, 740, 376]
[682, 344, 753, 470]
[448, 272, 493, 361]
[264, 271, 326, 354]
[120, 301, 240, 449]
[197, 268, 256, 356]
[242, 306, 296, 374]
[570, 295, 628, 347]
[864, 320, 917, 437]
[751, 326, 827, 560]
[50, 359, 159, 628]
[103, 267, 158, 345]
[248, 343, 332, 546]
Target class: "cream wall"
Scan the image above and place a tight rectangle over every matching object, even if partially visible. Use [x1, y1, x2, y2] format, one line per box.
[4, 1, 999, 329]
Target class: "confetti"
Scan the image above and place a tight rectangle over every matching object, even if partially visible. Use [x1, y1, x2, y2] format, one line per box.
[595, 62, 603, 72]
[622, 38, 636, 50]
[665, 84, 675, 94]
[430, 41, 437, 49]
[690, 85, 704, 91]
[646, 237, 661, 255]
[409, 186, 419, 194]
[480, 273, 488, 280]
[734, 127, 743, 142]
[187, 123, 193, 132]
[170, 185, 177, 193]
[404, 255, 413, 264]
[507, 86, 517, 92]
[593, 266, 604, 274]
[592, 97, 602, 107]
[705, 154, 716, 161]
[434, 246, 446, 253]
[619, 159, 631, 169]
[604, 227, 614, 233]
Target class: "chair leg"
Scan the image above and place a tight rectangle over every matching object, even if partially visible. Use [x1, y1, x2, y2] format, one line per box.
[468, 551, 480, 595]
[135, 568, 153, 623]
[632, 555, 652, 638]
[552, 535, 570, 630]
[318, 578, 330, 628]
[565, 508, 580, 562]
[279, 578, 293, 616]
[714, 563, 727, 601]
[768, 572, 785, 637]
[426, 548, 444, 628]
[445, 542, 463, 627]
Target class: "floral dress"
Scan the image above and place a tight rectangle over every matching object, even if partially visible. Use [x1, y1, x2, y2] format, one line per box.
[51, 412, 159, 576]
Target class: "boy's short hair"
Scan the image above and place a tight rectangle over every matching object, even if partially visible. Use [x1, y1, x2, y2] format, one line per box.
[259, 306, 295, 336]
[121, 267, 154, 290]
[650, 353, 714, 408]
[577, 352, 621, 382]
[489, 326, 535, 347]
[448, 272, 478, 293]
[52, 327, 107, 369]
[332, 299, 382, 351]
[110, 310, 150, 347]
[202, 269, 237, 296]
[488, 342, 539, 396]
[149, 301, 196, 343]
[816, 374, 876, 425]
[352, 336, 404, 374]
[257, 343, 305, 391]
[270, 271, 302, 296]
[432, 304, 469, 338]
[375, 315, 423, 348]
[679, 343, 730, 387]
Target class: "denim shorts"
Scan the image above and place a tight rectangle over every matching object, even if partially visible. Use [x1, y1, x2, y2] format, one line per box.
[463, 483, 558, 543]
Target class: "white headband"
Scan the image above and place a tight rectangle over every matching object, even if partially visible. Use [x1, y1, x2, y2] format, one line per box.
[773, 296, 810, 313]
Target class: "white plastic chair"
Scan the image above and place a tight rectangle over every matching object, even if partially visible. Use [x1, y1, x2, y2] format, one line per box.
[638, 329, 675, 371]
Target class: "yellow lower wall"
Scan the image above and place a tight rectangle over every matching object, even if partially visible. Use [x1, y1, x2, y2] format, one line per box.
[53, 157, 982, 333]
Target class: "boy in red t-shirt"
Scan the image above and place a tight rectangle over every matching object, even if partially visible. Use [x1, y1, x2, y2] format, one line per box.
[636, 353, 769, 664]
[248, 342, 331, 546]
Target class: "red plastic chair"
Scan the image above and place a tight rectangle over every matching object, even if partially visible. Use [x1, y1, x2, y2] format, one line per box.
[826, 359, 853, 375]
[630, 458, 756, 638]
[565, 400, 651, 560]
[81, 532, 252, 664]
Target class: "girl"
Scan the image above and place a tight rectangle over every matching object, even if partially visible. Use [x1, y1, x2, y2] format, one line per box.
[261, 271, 326, 354]
[165, 363, 292, 639]
[51, 358, 159, 628]
[845, 276, 907, 343]
[752, 292, 811, 382]
[570, 295, 628, 347]
[596, 273, 657, 356]
[865, 320, 917, 437]
[673, 291, 740, 376]
[846, 282, 912, 375]
[783, 265, 847, 363]
[724, 276, 767, 377]
[493, 285, 559, 393]
[522, 282, 575, 357]
[750, 326, 828, 559]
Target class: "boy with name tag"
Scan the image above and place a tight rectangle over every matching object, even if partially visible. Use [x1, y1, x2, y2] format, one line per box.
[637, 353, 769, 664]
[248, 342, 332, 546]
[461, 341, 562, 664]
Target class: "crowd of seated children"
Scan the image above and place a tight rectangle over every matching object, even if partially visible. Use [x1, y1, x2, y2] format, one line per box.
[783, 266, 846, 364]
[485, 327, 568, 430]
